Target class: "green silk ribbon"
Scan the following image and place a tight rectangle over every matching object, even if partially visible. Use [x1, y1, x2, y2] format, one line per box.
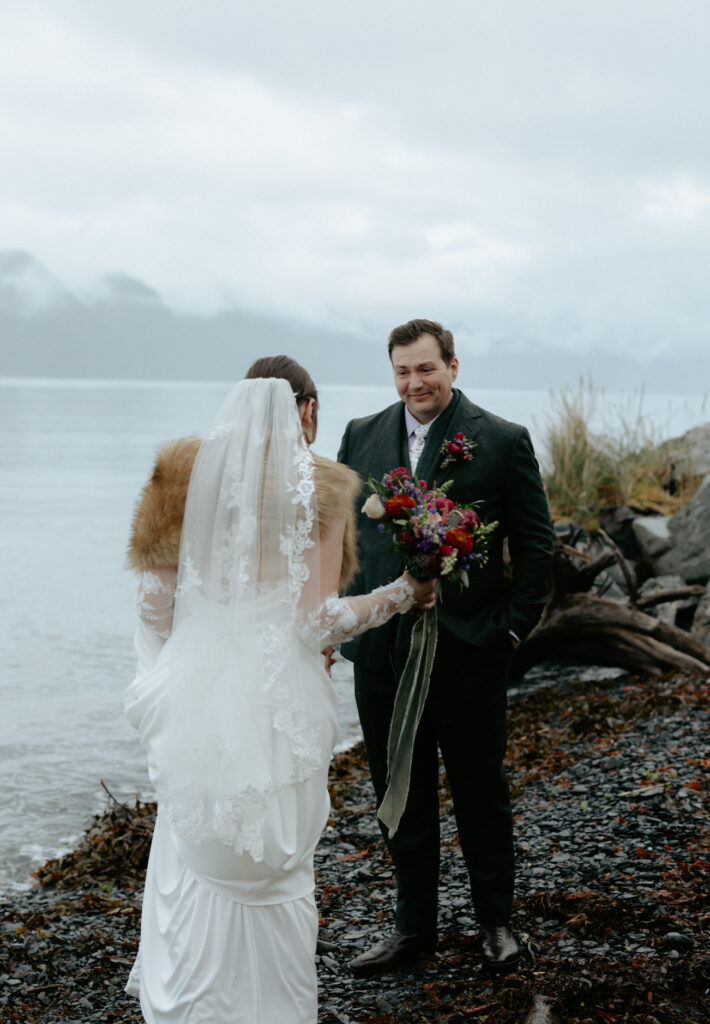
[377, 606, 439, 838]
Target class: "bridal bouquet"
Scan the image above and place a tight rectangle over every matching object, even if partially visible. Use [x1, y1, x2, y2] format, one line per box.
[363, 466, 498, 836]
[362, 465, 497, 585]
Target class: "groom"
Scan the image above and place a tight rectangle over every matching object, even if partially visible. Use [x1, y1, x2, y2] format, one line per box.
[337, 319, 553, 974]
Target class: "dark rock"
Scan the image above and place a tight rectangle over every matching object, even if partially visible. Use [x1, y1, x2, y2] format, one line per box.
[598, 506, 641, 560]
[664, 932, 694, 950]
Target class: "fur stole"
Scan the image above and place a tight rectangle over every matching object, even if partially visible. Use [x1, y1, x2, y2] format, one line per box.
[127, 436, 361, 592]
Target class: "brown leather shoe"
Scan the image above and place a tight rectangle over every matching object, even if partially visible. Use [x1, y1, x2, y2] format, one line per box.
[481, 924, 520, 971]
[349, 930, 437, 976]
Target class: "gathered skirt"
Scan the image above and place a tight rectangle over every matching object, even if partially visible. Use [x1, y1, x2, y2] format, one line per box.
[126, 813, 322, 1024]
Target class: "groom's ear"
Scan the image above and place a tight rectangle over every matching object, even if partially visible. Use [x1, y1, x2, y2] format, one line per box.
[450, 356, 459, 380]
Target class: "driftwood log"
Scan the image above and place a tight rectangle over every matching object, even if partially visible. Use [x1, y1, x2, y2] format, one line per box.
[512, 529, 710, 679]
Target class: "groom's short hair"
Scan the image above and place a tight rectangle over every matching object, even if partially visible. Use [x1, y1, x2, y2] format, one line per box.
[388, 319, 456, 365]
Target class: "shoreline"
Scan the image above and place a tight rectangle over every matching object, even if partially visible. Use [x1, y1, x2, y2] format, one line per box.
[2, 669, 708, 1023]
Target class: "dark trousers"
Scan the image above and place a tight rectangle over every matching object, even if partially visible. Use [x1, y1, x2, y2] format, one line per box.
[353, 628, 515, 934]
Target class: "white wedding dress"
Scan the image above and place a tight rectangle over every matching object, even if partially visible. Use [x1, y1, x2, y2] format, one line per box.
[123, 379, 414, 1024]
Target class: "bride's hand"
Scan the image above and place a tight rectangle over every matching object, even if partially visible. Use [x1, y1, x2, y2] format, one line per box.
[321, 645, 336, 677]
[403, 572, 437, 610]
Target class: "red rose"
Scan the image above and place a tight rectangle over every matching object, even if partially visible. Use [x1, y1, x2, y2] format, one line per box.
[447, 441, 463, 454]
[385, 495, 416, 516]
[440, 544, 454, 557]
[445, 527, 473, 554]
[454, 432, 464, 441]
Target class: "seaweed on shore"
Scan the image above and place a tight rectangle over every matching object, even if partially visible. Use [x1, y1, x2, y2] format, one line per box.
[34, 783, 156, 893]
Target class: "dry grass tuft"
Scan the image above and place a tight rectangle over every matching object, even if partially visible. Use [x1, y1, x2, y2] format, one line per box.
[540, 380, 701, 526]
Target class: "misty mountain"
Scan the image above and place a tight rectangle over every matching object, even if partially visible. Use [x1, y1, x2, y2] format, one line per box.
[0, 250, 386, 384]
[0, 251, 706, 393]
[0, 249, 77, 317]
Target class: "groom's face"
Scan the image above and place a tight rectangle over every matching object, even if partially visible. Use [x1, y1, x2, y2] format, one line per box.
[392, 332, 459, 423]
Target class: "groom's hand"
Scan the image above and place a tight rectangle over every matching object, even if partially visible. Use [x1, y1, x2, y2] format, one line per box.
[321, 645, 337, 677]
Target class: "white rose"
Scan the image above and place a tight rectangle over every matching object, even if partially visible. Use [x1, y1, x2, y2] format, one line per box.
[362, 493, 385, 519]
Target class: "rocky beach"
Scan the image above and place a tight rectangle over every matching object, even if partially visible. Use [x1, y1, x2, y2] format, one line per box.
[1, 667, 707, 1024]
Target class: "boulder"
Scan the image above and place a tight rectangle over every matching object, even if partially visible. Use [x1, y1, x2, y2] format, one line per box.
[632, 515, 673, 562]
[663, 422, 710, 478]
[691, 582, 710, 645]
[666, 473, 710, 583]
[654, 547, 680, 577]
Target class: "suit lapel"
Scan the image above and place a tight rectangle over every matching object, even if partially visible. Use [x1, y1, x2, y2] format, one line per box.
[415, 389, 483, 486]
[363, 392, 485, 486]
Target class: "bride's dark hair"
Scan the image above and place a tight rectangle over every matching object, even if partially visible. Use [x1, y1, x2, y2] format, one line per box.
[244, 355, 318, 436]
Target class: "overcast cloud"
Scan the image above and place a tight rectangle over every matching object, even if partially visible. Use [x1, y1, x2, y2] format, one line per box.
[1, 0, 708, 365]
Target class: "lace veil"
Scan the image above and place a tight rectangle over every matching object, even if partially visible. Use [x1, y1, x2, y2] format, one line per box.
[144, 377, 329, 859]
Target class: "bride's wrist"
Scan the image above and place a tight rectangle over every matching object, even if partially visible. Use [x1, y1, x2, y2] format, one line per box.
[394, 574, 416, 609]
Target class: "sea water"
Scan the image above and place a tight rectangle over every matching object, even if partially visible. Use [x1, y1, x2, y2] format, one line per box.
[1, 378, 706, 888]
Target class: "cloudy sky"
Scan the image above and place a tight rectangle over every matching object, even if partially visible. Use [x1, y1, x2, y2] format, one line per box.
[1, 0, 709, 367]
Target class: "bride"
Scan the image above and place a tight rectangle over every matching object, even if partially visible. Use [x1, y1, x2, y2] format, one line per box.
[123, 357, 434, 1024]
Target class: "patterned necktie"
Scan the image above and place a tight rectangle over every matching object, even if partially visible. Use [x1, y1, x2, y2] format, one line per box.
[410, 423, 430, 477]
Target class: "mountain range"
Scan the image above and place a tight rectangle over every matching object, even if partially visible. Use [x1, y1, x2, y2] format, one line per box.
[0, 250, 706, 393]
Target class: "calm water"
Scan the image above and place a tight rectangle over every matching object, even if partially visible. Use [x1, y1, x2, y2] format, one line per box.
[1, 378, 707, 889]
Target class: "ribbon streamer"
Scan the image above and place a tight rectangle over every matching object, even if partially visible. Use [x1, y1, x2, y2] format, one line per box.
[377, 606, 439, 837]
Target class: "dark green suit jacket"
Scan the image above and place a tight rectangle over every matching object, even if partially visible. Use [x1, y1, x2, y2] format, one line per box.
[337, 389, 554, 669]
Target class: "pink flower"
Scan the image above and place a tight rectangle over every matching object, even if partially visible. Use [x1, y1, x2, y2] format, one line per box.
[434, 497, 455, 512]
[384, 467, 411, 490]
[458, 508, 481, 528]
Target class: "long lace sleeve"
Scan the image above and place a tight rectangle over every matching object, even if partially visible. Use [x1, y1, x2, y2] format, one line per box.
[297, 577, 414, 648]
[136, 568, 178, 641]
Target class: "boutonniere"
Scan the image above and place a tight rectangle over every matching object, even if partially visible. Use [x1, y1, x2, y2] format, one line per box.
[439, 432, 477, 471]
